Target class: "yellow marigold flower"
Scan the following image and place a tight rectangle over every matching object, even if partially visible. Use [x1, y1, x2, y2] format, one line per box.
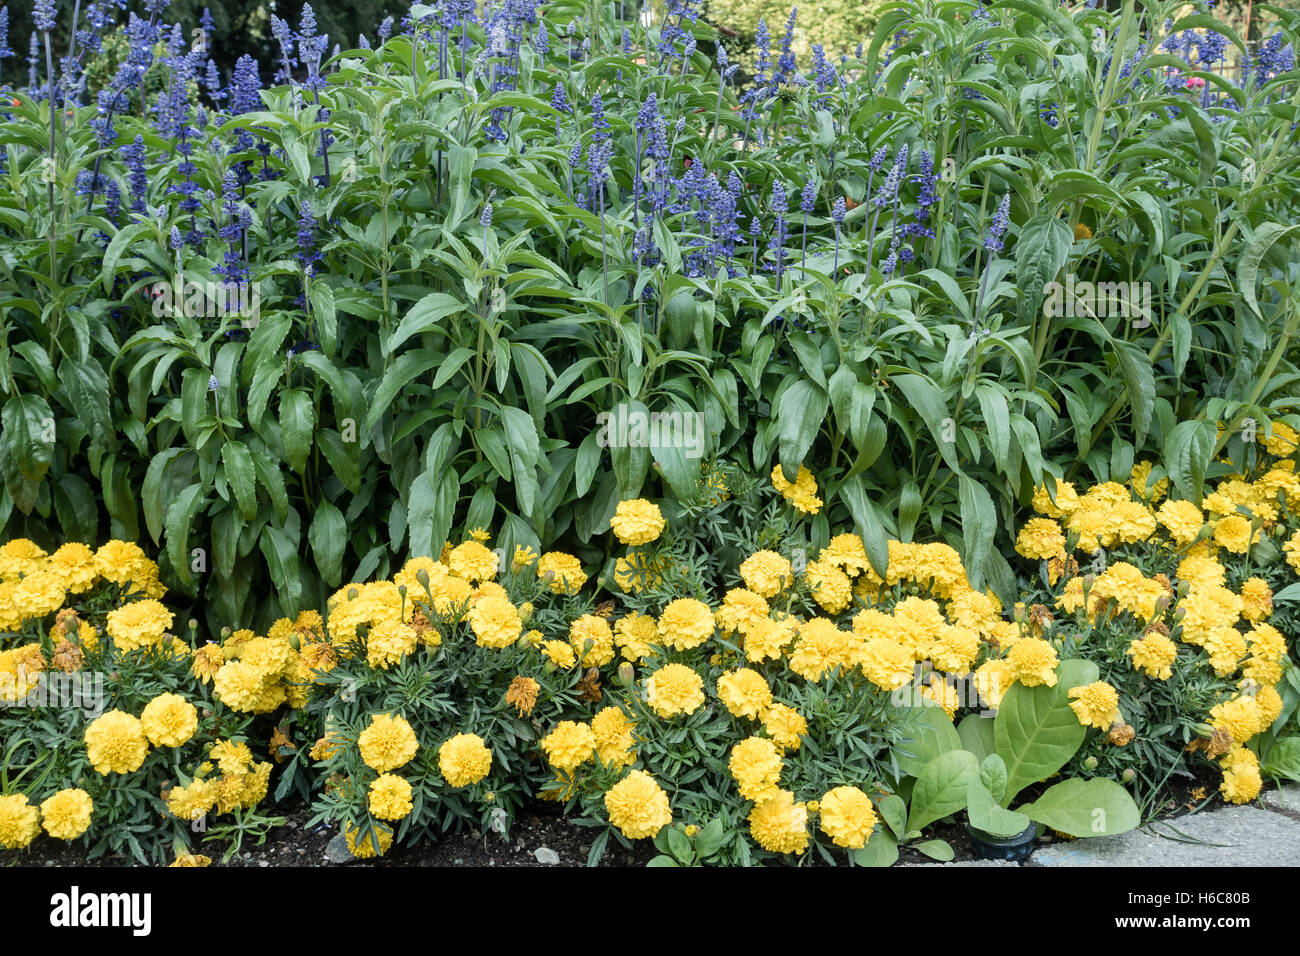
[438, 732, 492, 787]
[1074, 222, 1092, 240]
[568, 613, 615, 667]
[1219, 746, 1262, 803]
[644, 662, 705, 718]
[819, 786, 878, 849]
[819, 533, 870, 577]
[739, 549, 793, 598]
[466, 594, 522, 650]
[39, 788, 93, 840]
[0, 538, 47, 582]
[716, 668, 773, 719]
[609, 498, 666, 545]
[656, 598, 714, 651]
[190, 643, 224, 684]
[1247, 622, 1286, 662]
[729, 736, 784, 801]
[770, 464, 823, 514]
[210, 739, 253, 775]
[748, 789, 809, 855]
[92, 540, 149, 585]
[974, 659, 1012, 709]
[715, 588, 770, 636]
[1032, 481, 1080, 518]
[1128, 632, 1178, 680]
[344, 820, 394, 858]
[613, 613, 657, 662]
[1212, 515, 1254, 554]
[1015, 518, 1066, 560]
[46, 543, 99, 594]
[1210, 696, 1263, 745]
[211, 661, 276, 713]
[604, 770, 672, 839]
[1243, 654, 1282, 687]
[592, 706, 636, 767]
[541, 721, 596, 774]
[140, 693, 199, 747]
[0, 794, 42, 849]
[169, 853, 212, 867]
[762, 703, 807, 751]
[368, 773, 414, 820]
[1260, 420, 1300, 457]
[1204, 626, 1248, 677]
[166, 779, 218, 821]
[105, 599, 174, 653]
[1128, 460, 1167, 501]
[512, 545, 539, 570]
[1007, 637, 1059, 687]
[804, 559, 853, 614]
[892, 596, 948, 660]
[12, 569, 66, 621]
[1067, 681, 1121, 730]
[930, 625, 981, 674]
[365, 619, 419, 668]
[858, 636, 916, 691]
[541, 639, 577, 669]
[1255, 684, 1283, 730]
[537, 551, 587, 594]
[85, 710, 149, 774]
[1240, 578, 1273, 622]
[788, 618, 855, 681]
[1156, 499, 1204, 545]
[358, 713, 420, 773]
[742, 616, 796, 662]
[505, 676, 540, 717]
[447, 540, 499, 583]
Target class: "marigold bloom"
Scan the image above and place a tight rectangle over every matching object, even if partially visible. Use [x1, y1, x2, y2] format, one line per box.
[739, 550, 793, 597]
[604, 770, 671, 839]
[717, 668, 773, 719]
[536, 551, 587, 594]
[447, 540, 499, 582]
[770, 464, 823, 514]
[748, 789, 809, 855]
[368, 774, 414, 820]
[438, 733, 492, 787]
[609, 498, 666, 545]
[818, 786, 878, 849]
[541, 721, 596, 774]
[729, 736, 783, 801]
[0, 794, 41, 849]
[644, 663, 705, 718]
[467, 594, 522, 650]
[1007, 637, 1059, 687]
[105, 599, 173, 652]
[1128, 633, 1178, 680]
[762, 703, 807, 751]
[1067, 681, 1120, 730]
[656, 598, 715, 651]
[358, 713, 419, 773]
[84, 710, 149, 775]
[141, 693, 199, 747]
[505, 676, 540, 716]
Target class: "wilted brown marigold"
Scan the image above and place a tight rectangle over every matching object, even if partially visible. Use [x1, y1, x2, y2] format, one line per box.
[505, 675, 540, 717]
[1027, 604, 1053, 638]
[51, 640, 84, 673]
[1205, 728, 1234, 759]
[1107, 721, 1135, 746]
[1143, 619, 1171, 639]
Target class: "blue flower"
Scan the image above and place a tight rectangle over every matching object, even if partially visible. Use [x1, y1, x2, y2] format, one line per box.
[984, 194, 1011, 253]
[33, 0, 56, 32]
[831, 196, 846, 225]
[800, 180, 816, 214]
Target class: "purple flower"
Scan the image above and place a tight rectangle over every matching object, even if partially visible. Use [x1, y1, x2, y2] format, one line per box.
[868, 146, 889, 172]
[872, 145, 908, 207]
[536, 21, 549, 57]
[120, 135, 148, 212]
[297, 201, 323, 270]
[33, 0, 56, 32]
[832, 196, 846, 225]
[0, 8, 13, 59]
[169, 225, 183, 250]
[378, 17, 394, 41]
[480, 202, 493, 227]
[984, 194, 1011, 253]
[800, 180, 816, 214]
[551, 81, 570, 114]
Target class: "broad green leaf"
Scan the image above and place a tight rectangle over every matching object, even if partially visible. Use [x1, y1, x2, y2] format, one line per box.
[907, 750, 979, 832]
[966, 777, 1030, 838]
[280, 389, 316, 474]
[850, 830, 898, 867]
[309, 500, 347, 587]
[1018, 778, 1141, 837]
[896, 705, 962, 778]
[777, 378, 828, 481]
[995, 658, 1098, 803]
[221, 440, 259, 521]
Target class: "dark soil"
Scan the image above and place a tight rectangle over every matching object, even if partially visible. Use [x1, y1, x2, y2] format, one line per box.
[7, 762, 1251, 868]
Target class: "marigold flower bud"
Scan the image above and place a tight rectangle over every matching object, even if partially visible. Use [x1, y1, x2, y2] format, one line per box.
[1122, 768, 1136, 782]
[1083, 756, 1099, 770]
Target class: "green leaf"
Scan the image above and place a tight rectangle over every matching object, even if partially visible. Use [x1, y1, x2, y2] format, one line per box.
[499, 405, 540, 518]
[979, 753, 1009, 804]
[966, 777, 1030, 839]
[259, 524, 303, 617]
[364, 350, 441, 432]
[280, 389, 316, 474]
[777, 378, 828, 481]
[221, 440, 259, 521]
[876, 794, 908, 841]
[1238, 223, 1300, 321]
[665, 824, 693, 863]
[896, 705, 963, 778]
[101, 222, 153, 294]
[995, 658, 1098, 803]
[693, 818, 726, 859]
[957, 714, 996, 762]
[1015, 216, 1073, 324]
[850, 830, 898, 867]
[892, 373, 961, 474]
[1262, 738, 1300, 782]
[164, 483, 207, 589]
[1018, 778, 1141, 837]
[1163, 418, 1216, 501]
[907, 750, 979, 832]
[958, 475, 996, 590]
[309, 500, 347, 587]
[2, 394, 54, 482]
[914, 839, 955, 862]
[389, 293, 465, 352]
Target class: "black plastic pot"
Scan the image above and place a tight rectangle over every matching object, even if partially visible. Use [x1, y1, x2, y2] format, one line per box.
[967, 823, 1038, 862]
